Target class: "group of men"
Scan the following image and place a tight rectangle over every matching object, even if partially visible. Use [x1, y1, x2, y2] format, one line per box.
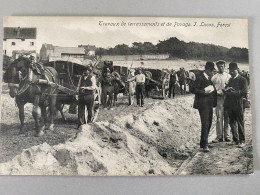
[76, 61, 249, 153]
[193, 61, 249, 152]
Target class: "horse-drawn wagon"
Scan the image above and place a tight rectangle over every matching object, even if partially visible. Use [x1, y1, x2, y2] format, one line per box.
[143, 68, 170, 99]
[46, 58, 102, 122]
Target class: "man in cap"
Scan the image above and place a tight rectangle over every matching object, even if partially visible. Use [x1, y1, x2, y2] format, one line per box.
[193, 62, 217, 152]
[211, 60, 231, 143]
[126, 68, 146, 107]
[223, 62, 248, 148]
[77, 66, 97, 128]
[168, 69, 179, 98]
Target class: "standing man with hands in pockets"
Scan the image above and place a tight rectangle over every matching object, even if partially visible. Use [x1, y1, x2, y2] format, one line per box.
[193, 62, 217, 152]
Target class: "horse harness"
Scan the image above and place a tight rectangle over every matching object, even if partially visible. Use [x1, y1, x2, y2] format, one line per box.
[16, 63, 57, 98]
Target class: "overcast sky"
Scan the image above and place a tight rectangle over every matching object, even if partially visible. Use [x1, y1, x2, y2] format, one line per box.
[3, 16, 248, 52]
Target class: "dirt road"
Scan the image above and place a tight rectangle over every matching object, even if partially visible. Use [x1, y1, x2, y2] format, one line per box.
[0, 92, 253, 175]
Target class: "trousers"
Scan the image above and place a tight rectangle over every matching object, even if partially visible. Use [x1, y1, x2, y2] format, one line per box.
[168, 83, 176, 98]
[215, 96, 230, 139]
[227, 106, 245, 143]
[136, 83, 145, 106]
[198, 106, 213, 148]
[78, 93, 94, 125]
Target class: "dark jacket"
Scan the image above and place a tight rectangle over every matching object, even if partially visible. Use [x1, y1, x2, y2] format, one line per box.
[224, 75, 248, 110]
[193, 72, 217, 109]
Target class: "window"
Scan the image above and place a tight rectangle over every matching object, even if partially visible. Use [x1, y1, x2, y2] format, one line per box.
[11, 42, 15, 46]
[30, 42, 34, 46]
[4, 50, 6, 55]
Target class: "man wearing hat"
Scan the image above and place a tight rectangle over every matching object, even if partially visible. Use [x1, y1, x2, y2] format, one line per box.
[223, 62, 248, 148]
[77, 66, 96, 127]
[193, 61, 217, 152]
[126, 68, 146, 107]
[211, 60, 231, 143]
[168, 69, 179, 98]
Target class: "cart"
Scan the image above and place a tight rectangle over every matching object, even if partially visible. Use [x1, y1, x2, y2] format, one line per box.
[43, 58, 101, 123]
[144, 68, 170, 99]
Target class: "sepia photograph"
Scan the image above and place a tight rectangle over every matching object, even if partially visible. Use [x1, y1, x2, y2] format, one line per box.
[0, 16, 252, 175]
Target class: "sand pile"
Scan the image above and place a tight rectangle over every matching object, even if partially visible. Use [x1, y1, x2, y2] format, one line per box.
[0, 96, 204, 175]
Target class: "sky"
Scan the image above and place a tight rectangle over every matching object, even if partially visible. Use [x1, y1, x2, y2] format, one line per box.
[3, 16, 248, 52]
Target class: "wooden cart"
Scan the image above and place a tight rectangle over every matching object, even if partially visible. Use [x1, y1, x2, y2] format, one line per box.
[44, 58, 101, 123]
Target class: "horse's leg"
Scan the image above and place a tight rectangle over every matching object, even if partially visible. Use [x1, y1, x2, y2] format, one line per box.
[113, 86, 117, 107]
[109, 91, 113, 109]
[40, 105, 47, 131]
[56, 101, 67, 121]
[102, 87, 107, 108]
[184, 81, 186, 94]
[32, 95, 43, 137]
[16, 99, 26, 135]
[48, 95, 57, 131]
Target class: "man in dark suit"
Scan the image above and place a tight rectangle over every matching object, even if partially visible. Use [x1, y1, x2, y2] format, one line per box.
[193, 62, 217, 152]
[223, 63, 248, 148]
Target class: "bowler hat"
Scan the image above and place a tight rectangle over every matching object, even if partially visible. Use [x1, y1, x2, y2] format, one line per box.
[228, 62, 239, 70]
[216, 60, 226, 66]
[205, 61, 215, 71]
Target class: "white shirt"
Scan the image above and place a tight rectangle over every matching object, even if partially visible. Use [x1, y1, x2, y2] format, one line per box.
[211, 72, 231, 95]
[78, 75, 97, 91]
[128, 73, 146, 83]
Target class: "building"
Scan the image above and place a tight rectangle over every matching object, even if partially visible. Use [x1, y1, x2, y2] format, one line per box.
[3, 27, 37, 59]
[78, 44, 96, 56]
[40, 44, 85, 63]
[39, 44, 54, 63]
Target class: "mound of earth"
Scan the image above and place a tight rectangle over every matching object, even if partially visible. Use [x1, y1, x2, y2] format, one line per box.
[0, 96, 206, 175]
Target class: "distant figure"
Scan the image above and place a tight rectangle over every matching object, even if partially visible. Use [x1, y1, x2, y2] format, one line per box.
[187, 70, 196, 93]
[168, 69, 178, 98]
[211, 60, 231, 143]
[193, 62, 217, 152]
[177, 67, 188, 95]
[223, 62, 248, 148]
[126, 69, 146, 107]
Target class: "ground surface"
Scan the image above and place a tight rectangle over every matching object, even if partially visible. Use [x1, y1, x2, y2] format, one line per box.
[0, 88, 253, 175]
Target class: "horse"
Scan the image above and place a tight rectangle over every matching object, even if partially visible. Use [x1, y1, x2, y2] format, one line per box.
[144, 70, 153, 98]
[159, 70, 170, 98]
[101, 70, 122, 110]
[177, 68, 189, 95]
[3, 56, 59, 137]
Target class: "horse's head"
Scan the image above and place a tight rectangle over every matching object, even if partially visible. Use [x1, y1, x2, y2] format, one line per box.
[4, 56, 31, 98]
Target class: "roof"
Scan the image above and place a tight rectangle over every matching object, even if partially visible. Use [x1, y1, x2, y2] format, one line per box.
[78, 44, 96, 51]
[54, 47, 85, 54]
[4, 27, 36, 39]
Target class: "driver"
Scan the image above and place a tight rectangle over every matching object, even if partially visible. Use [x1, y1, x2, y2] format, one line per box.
[77, 66, 96, 128]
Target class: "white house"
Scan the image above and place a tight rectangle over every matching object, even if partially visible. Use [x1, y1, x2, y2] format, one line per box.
[3, 27, 37, 59]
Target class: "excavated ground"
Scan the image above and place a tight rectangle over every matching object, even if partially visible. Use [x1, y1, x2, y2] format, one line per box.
[0, 91, 253, 175]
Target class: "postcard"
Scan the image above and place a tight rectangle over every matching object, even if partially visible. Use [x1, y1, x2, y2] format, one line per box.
[0, 16, 252, 175]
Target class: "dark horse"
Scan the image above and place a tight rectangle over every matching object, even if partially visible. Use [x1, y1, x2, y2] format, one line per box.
[3, 56, 59, 136]
[177, 68, 189, 95]
[101, 70, 122, 110]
